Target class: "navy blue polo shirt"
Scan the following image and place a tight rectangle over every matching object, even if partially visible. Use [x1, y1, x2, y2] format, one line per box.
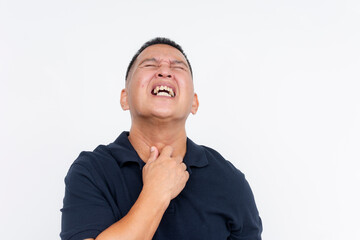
[60, 132, 262, 240]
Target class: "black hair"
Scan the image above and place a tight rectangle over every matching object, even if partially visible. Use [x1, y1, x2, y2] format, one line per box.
[125, 37, 193, 81]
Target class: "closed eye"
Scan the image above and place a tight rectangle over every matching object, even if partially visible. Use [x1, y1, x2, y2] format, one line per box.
[139, 58, 159, 68]
[172, 65, 186, 70]
[171, 60, 188, 71]
[144, 64, 157, 67]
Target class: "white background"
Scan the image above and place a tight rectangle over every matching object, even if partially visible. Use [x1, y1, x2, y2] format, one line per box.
[1, 0, 359, 239]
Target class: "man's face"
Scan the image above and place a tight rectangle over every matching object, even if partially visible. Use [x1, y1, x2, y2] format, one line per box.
[121, 44, 198, 122]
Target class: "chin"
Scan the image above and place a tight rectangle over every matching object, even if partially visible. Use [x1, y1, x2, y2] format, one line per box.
[151, 110, 174, 119]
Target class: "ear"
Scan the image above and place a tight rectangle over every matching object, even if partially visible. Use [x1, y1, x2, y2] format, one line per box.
[191, 93, 199, 115]
[120, 88, 130, 110]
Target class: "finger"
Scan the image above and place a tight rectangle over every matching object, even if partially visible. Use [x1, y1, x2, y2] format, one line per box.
[147, 146, 159, 164]
[159, 145, 174, 157]
[180, 162, 187, 171]
[181, 170, 190, 184]
[184, 170, 190, 180]
[174, 156, 184, 164]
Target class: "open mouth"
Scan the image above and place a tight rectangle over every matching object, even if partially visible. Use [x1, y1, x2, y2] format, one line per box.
[151, 85, 176, 98]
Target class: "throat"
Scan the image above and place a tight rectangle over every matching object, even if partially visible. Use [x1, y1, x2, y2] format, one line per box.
[128, 125, 187, 160]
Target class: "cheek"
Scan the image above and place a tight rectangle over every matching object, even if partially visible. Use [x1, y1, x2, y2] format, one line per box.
[129, 75, 147, 90]
[181, 82, 194, 94]
[133, 72, 152, 90]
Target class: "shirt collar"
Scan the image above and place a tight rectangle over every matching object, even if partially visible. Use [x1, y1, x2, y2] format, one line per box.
[108, 131, 208, 172]
[183, 137, 208, 173]
[108, 131, 145, 169]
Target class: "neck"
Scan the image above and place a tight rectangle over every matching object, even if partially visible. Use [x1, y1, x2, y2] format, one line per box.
[128, 118, 187, 162]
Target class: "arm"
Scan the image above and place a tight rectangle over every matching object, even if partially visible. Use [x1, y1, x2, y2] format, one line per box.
[93, 146, 189, 240]
[229, 174, 262, 240]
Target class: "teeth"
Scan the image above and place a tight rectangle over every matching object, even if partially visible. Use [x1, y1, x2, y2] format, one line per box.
[153, 85, 175, 97]
[157, 92, 171, 97]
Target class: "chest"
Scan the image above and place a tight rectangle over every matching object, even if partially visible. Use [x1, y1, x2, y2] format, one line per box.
[153, 190, 232, 240]
[108, 164, 234, 239]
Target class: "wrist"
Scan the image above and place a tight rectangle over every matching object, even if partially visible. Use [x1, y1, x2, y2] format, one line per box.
[140, 186, 171, 211]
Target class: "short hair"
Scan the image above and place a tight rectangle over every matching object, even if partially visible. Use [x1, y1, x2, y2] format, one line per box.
[125, 37, 193, 81]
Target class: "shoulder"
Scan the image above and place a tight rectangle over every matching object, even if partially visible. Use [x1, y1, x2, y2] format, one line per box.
[191, 144, 247, 193]
[73, 144, 114, 168]
[65, 144, 117, 184]
[201, 145, 245, 179]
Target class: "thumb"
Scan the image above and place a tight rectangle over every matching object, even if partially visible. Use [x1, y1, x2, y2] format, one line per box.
[147, 146, 159, 164]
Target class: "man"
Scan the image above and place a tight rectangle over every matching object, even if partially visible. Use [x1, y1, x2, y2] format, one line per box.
[61, 37, 262, 240]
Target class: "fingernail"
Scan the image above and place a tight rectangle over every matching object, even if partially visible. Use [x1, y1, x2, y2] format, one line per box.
[150, 146, 155, 152]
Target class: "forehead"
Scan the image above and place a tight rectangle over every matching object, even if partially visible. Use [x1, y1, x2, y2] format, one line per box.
[136, 44, 188, 65]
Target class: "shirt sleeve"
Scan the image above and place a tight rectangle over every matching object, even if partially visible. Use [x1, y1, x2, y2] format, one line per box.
[60, 162, 116, 240]
[229, 174, 263, 240]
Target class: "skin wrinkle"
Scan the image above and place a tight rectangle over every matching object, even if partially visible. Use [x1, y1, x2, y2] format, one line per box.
[127, 50, 192, 84]
[125, 38, 193, 81]
[139, 58, 189, 70]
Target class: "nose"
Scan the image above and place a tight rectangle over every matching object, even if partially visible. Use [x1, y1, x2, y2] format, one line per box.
[156, 65, 173, 79]
[157, 73, 172, 78]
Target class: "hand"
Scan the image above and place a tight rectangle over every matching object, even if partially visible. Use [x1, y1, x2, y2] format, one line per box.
[142, 146, 189, 202]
